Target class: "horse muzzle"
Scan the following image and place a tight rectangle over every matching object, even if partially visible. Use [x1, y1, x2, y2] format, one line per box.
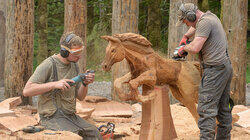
[102, 61, 111, 71]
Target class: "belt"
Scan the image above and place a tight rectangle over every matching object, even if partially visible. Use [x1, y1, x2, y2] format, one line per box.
[202, 63, 225, 69]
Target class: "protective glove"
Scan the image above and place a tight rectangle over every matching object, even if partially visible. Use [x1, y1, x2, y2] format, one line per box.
[179, 35, 189, 46]
[173, 45, 188, 58]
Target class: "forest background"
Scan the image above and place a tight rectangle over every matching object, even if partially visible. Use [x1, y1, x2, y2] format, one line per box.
[33, 0, 250, 82]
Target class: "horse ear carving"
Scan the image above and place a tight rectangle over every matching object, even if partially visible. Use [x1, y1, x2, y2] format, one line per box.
[101, 36, 121, 43]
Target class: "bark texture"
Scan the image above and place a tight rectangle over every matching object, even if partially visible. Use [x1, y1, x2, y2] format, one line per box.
[222, 0, 248, 104]
[5, 0, 34, 104]
[0, 10, 6, 87]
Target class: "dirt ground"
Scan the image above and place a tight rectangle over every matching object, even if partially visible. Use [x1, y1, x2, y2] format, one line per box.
[0, 90, 249, 139]
[0, 103, 249, 140]
[117, 104, 250, 140]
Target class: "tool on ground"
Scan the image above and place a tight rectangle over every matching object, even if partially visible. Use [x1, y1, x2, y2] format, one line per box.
[22, 125, 45, 133]
[67, 70, 95, 87]
[172, 40, 191, 60]
[98, 122, 115, 140]
[44, 132, 62, 135]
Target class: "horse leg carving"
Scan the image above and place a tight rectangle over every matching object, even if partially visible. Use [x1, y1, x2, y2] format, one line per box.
[114, 72, 133, 101]
[170, 84, 199, 125]
[128, 69, 157, 103]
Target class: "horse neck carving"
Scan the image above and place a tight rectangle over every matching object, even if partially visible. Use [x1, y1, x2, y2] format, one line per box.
[119, 38, 179, 80]
[120, 42, 153, 74]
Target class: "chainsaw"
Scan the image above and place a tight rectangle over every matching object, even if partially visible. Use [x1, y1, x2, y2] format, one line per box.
[98, 122, 115, 140]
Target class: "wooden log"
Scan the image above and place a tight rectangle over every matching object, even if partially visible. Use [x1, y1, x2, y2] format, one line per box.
[140, 85, 177, 140]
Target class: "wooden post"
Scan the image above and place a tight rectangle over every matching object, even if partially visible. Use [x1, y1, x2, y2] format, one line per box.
[140, 85, 177, 140]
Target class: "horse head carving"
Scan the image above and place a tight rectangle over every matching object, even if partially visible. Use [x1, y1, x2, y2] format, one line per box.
[101, 35, 125, 71]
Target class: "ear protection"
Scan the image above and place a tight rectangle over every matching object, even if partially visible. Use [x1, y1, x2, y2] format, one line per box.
[180, 3, 197, 22]
[60, 33, 75, 58]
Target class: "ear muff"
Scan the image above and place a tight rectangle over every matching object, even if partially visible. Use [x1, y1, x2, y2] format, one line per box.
[180, 3, 197, 22]
[60, 47, 69, 58]
[60, 33, 75, 58]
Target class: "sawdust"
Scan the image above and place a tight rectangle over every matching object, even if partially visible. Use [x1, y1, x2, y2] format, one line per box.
[112, 104, 250, 140]
[0, 102, 249, 139]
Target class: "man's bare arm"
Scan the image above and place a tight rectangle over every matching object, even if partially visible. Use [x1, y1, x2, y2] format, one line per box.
[184, 36, 207, 54]
[23, 79, 75, 97]
[76, 85, 88, 101]
[184, 27, 196, 38]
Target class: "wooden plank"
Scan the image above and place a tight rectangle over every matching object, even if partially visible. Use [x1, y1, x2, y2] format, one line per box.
[0, 115, 37, 132]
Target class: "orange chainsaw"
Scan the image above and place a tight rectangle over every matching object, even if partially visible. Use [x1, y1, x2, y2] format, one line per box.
[98, 122, 115, 140]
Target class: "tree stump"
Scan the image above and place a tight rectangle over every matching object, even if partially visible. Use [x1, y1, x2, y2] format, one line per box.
[140, 85, 177, 140]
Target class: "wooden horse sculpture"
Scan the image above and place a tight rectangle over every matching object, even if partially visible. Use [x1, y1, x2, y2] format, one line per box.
[101, 33, 201, 124]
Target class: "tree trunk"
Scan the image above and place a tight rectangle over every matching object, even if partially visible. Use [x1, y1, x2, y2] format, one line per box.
[112, 0, 139, 101]
[167, 0, 197, 104]
[146, 0, 162, 50]
[5, 0, 34, 105]
[168, 0, 198, 61]
[0, 1, 6, 87]
[221, 0, 247, 105]
[37, 0, 48, 65]
[64, 0, 87, 73]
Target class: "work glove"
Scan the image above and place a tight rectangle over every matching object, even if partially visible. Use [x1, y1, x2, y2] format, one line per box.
[173, 45, 188, 58]
[179, 35, 189, 46]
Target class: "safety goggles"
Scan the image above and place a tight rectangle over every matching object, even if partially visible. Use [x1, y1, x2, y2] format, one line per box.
[61, 45, 84, 55]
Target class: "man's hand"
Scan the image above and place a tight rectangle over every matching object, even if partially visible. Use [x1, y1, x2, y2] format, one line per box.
[80, 70, 95, 86]
[179, 35, 189, 46]
[173, 45, 188, 58]
[53, 79, 75, 90]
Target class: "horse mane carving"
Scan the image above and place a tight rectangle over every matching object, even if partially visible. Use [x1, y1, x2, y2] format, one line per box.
[113, 33, 154, 55]
[113, 33, 152, 47]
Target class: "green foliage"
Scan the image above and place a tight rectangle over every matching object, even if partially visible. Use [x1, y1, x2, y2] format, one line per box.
[139, 0, 170, 53]
[47, 0, 64, 56]
[86, 0, 112, 81]
[159, 0, 170, 54]
[32, 0, 249, 84]
[86, 23, 111, 81]
[198, 0, 221, 18]
[34, 0, 64, 70]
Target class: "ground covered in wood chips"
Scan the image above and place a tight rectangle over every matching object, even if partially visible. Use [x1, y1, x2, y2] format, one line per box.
[0, 97, 249, 140]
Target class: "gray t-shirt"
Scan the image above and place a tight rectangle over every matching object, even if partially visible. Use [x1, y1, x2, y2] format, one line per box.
[28, 54, 80, 117]
[195, 11, 229, 65]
